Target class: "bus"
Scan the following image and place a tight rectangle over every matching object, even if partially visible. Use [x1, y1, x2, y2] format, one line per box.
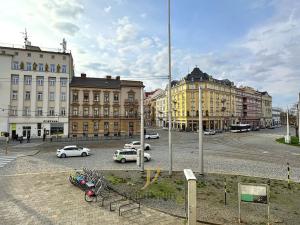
[230, 124, 251, 133]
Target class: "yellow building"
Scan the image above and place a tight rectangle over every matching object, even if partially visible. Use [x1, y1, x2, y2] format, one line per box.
[164, 67, 237, 131]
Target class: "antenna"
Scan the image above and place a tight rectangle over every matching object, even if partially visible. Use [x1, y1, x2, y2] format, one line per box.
[21, 28, 31, 47]
[60, 38, 67, 53]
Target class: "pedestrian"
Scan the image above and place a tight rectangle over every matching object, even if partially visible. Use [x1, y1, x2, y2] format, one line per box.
[27, 134, 30, 143]
[19, 136, 23, 144]
[16, 134, 18, 142]
[43, 133, 46, 142]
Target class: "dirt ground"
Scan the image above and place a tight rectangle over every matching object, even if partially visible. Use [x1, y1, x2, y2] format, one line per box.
[103, 170, 300, 225]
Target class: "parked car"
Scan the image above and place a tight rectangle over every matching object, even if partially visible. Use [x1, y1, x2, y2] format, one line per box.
[124, 141, 151, 150]
[268, 126, 275, 129]
[145, 133, 160, 139]
[204, 130, 216, 135]
[57, 145, 90, 158]
[113, 149, 151, 163]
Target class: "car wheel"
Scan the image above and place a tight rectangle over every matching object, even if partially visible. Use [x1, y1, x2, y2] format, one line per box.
[144, 157, 149, 162]
[61, 153, 66, 158]
[120, 158, 126, 163]
[145, 146, 150, 150]
[148, 137, 151, 139]
[81, 152, 87, 157]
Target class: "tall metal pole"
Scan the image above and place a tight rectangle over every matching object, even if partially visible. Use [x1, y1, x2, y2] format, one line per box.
[298, 93, 300, 144]
[199, 86, 203, 174]
[287, 108, 289, 136]
[168, 0, 173, 176]
[140, 87, 145, 171]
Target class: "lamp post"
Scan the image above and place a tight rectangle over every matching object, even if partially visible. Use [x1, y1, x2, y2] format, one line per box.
[298, 93, 300, 144]
[167, 0, 172, 176]
[199, 85, 203, 174]
[285, 107, 291, 144]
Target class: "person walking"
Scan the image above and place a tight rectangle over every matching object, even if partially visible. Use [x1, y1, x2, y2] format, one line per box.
[27, 134, 30, 143]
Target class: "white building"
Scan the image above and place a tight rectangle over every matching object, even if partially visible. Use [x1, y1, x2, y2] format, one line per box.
[154, 91, 166, 128]
[0, 41, 73, 139]
[272, 107, 282, 126]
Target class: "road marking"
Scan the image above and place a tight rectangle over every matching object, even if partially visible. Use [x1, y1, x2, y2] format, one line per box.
[262, 151, 269, 154]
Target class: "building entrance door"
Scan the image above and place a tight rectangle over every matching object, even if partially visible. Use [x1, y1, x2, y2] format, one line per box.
[22, 126, 31, 137]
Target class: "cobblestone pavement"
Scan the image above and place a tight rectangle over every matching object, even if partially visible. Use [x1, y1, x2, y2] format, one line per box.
[0, 172, 190, 225]
[1, 127, 299, 182]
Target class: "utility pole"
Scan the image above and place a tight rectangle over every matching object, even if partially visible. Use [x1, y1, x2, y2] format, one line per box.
[199, 86, 203, 174]
[298, 93, 300, 144]
[168, 0, 173, 176]
[140, 87, 145, 171]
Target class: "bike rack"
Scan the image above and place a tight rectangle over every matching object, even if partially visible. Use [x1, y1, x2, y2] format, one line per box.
[119, 201, 141, 216]
[109, 196, 127, 211]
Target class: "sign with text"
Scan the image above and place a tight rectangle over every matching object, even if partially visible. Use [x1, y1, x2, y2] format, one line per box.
[238, 183, 270, 224]
[240, 184, 267, 204]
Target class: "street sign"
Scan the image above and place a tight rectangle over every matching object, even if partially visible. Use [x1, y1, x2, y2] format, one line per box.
[238, 183, 270, 224]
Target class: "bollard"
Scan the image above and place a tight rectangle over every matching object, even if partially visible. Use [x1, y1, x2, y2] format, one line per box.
[287, 162, 290, 189]
[224, 178, 227, 205]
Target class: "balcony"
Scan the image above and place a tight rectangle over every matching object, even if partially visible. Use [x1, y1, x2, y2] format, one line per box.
[125, 99, 138, 105]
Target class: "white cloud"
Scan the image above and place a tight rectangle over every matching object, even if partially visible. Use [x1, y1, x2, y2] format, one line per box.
[104, 6, 112, 13]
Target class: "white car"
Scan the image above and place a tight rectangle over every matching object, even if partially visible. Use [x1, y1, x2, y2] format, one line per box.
[124, 141, 151, 150]
[56, 145, 90, 158]
[113, 149, 151, 163]
[145, 133, 160, 139]
[204, 130, 216, 135]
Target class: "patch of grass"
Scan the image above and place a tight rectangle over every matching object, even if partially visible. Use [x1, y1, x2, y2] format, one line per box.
[276, 136, 300, 146]
[107, 174, 127, 185]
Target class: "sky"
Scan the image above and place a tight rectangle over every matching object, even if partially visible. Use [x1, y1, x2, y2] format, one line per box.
[0, 0, 299, 107]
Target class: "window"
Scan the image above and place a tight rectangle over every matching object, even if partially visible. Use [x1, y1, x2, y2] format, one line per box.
[113, 108, 119, 117]
[24, 76, 32, 85]
[114, 122, 118, 129]
[12, 91, 18, 100]
[83, 122, 88, 131]
[24, 107, 30, 116]
[50, 64, 55, 72]
[39, 54, 43, 58]
[93, 121, 99, 130]
[128, 93, 134, 102]
[114, 93, 119, 102]
[60, 78, 67, 86]
[26, 62, 32, 71]
[37, 92, 43, 101]
[72, 122, 78, 131]
[51, 55, 55, 59]
[25, 91, 31, 100]
[104, 92, 109, 103]
[37, 108, 43, 116]
[11, 107, 17, 116]
[83, 92, 89, 102]
[72, 92, 78, 102]
[61, 108, 66, 116]
[49, 78, 56, 86]
[104, 107, 109, 117]
[93, 92, 100, 102]
[61, 92, 66, 101]
[12, 61, 19, 70]
[11, 75, 19, 85]
[38, 63, 44, 71]
[15, 52, 18, 56]
[62, 65, 67, 73]
[104, 122, 109, 129]
[72, 107, 78, 116]
[49, 108, 55, 116]
[94, 108, 99, 117]
[83, 107, 89, 117]
[37, 77, 44, 86]
[49, 92, 55, 101]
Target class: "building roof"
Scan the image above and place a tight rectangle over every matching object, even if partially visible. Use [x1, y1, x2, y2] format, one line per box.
[184, 67, 234, 86]
[70, 75, 143, 89]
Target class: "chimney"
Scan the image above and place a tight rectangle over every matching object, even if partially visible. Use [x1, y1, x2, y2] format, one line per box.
[81, 73, 86, 78]
[106, 75, 111, 79]
[116, 76, 120, 80]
